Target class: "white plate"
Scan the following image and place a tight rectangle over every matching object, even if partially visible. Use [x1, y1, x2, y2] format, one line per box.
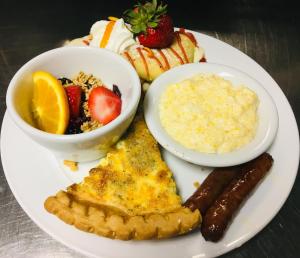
[144, 62, 279, 167]
[1, 31, 299, 258]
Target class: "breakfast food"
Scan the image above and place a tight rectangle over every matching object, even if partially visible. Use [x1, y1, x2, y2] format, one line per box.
[40, 0, 275, 245]
[88, 86, 122, 126]
[159, 74, 259, 153]
[44, 115, 201, 240]
[123, 0, 174, 48]
[200, 153, 273, 242]
[63, 160, 78, 171]
[89, 18, 136, 54]
[32, 71, 70, 134]
[61, 71, 122, 133]
[184, 166, 240, 214]
[32, 71, 122, 134]
[122, 30, 204, 81]
[65, 0, 206, 82]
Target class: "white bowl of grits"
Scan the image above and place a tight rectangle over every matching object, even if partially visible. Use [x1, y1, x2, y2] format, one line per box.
[144, 63, 278, 167]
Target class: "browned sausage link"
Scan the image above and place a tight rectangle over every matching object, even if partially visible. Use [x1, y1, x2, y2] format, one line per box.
[201, 153, 273, 242]
[183, 167, 240, 214]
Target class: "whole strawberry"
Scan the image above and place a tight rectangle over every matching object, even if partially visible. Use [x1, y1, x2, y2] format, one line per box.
[124, 0, 174, 48]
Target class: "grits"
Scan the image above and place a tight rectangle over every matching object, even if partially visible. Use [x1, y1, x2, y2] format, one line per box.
[159, 74, 259, 153]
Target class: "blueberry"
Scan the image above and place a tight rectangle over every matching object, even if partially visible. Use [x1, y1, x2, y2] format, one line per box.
[65, 117, 83, 134]
[81, 91, 86, 102]
[113, 84, 122, 98]
[58, 77, 73, 85]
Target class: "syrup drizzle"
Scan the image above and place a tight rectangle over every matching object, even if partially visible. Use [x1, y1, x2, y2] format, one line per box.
[144, 48, 164, 70]
[137, 47, 150, 80]
[169, 47, 184, 65]
[82, 40, 90, 46]
[124, 51, 135, 68]
[179, 28, 197, 46]
[158, 49, 170, 70]
[175, 32, 189, 63]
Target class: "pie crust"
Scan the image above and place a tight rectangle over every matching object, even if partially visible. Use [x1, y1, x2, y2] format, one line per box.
[45, 191, 200, 240]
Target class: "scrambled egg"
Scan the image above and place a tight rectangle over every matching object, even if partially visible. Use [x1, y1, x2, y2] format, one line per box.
[159, 74, 259, 153]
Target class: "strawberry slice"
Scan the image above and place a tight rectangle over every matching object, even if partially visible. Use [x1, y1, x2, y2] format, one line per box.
[88, 86, 122, 125]
[65, 85, 81, 118]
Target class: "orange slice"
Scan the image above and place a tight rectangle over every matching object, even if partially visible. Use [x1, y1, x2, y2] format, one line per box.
[32, 71, 69, 134]
[100, 20, 116, 48]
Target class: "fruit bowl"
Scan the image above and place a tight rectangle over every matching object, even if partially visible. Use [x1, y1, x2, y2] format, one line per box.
[6, 47, 141, 162]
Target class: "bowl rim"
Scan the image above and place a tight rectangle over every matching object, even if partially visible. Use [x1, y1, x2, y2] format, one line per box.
[144, 62, 279, 167]
[6, 46, 141, 143]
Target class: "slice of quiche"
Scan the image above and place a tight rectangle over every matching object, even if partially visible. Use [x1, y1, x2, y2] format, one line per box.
[45, 116, 201, 240]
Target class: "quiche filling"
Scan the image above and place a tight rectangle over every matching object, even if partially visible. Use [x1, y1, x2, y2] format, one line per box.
[68, 116, 181, 216]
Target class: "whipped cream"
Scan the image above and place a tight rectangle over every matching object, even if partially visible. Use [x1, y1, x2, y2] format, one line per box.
[89, 19, 136, 54]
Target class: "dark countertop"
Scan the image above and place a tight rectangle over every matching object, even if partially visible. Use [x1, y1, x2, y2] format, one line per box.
[0, 0, 299, 257]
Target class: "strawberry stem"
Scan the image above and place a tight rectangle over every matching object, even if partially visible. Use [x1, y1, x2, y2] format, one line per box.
[123, 0, 167, 34]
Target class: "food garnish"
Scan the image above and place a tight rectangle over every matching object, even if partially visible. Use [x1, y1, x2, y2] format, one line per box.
[32, 71, 69, 134]
[88, 86, 122, 125]
[124, 0, 174, 48]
